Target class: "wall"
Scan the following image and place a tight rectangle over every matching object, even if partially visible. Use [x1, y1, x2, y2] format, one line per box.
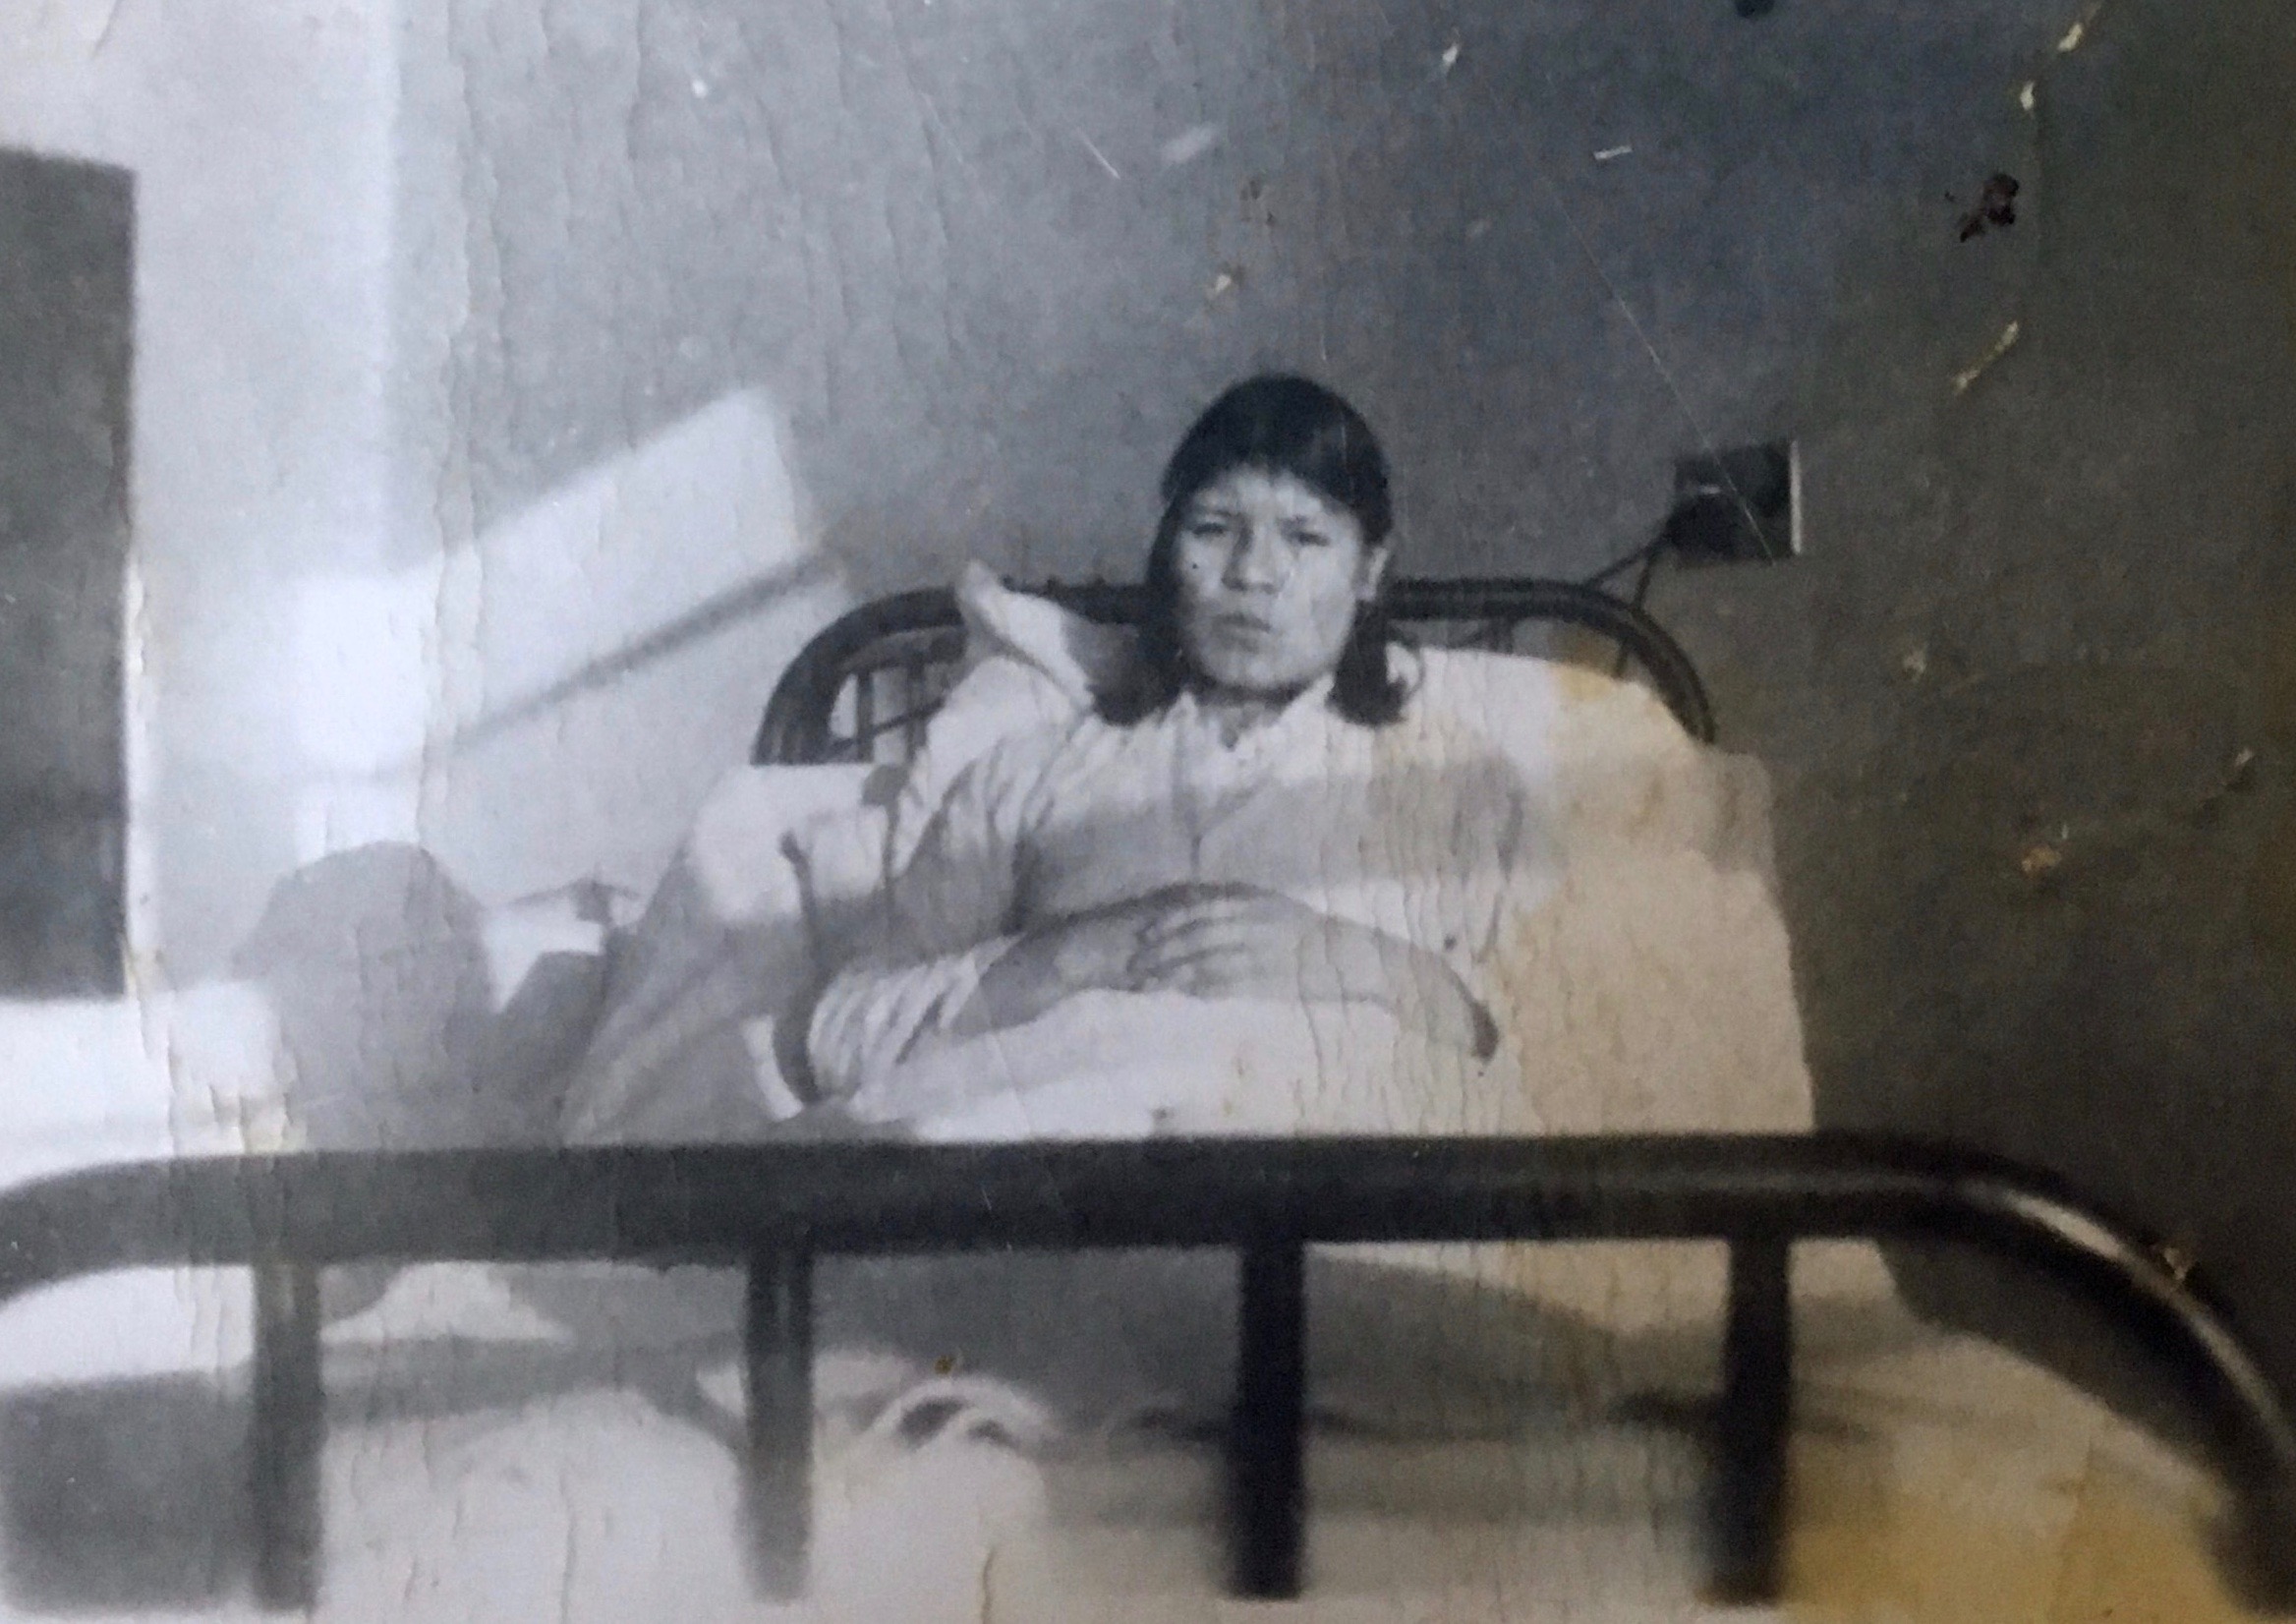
[1664, 0, 2296, 1378]
[422, 0, 2296, 1390]
[0, 2, 843, 982]
[372, 0, 854, 914]
[0, 0, 400, 985]
[423, 0, 2073, 589]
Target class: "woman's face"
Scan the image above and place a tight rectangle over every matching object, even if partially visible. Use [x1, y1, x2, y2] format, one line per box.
[1171, 466, 1388, 698]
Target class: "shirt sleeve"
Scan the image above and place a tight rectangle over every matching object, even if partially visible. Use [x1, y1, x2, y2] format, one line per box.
[804, 729, 1054, 1100]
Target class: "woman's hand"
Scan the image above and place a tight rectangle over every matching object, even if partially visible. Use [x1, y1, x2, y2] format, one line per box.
[952, 883, 1497, 1060]
[948, 885, 1242, 1038]
[1128, 886, 1499, 1059]
[1124, 886, 1370, 1004]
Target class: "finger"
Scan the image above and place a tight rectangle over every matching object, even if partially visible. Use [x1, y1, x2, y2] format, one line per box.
[1162, 946, 1297, 1001]
[1194, 882, 1268, 902]
[1177, 950, 1293, 999]
[1136, 897, 1264, 949]
[1134, 912, 1239, 953]
[1129, 918, 1261, 974]
[1163, 951, 1258, 998]
[1144, 881, 1251, 912]
[1158, 889, 1258, 920]
[1128, 939, 1257, 990]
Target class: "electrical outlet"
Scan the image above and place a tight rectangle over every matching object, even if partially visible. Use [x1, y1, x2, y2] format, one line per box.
[1662, 440, 1801, 564]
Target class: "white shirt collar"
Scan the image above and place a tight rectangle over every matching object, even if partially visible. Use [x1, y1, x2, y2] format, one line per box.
[1171, 674, 1337, 746]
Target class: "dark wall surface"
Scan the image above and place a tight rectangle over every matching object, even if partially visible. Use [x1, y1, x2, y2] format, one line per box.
[0, 153, 132, 997]
[432, 0, 2296, 1383]
[430, 0, 2067, 582]
[1659, 0, 2296, 1386]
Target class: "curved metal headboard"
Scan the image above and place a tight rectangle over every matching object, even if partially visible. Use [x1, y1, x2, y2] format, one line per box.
[754, 577, 1716, 766]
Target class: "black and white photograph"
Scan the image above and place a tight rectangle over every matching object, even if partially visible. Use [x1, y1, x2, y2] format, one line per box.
[2, 0, 2295, 1617]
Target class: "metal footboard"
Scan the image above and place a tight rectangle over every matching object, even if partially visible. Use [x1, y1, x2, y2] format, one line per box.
[0, 1131, 2287, 1610]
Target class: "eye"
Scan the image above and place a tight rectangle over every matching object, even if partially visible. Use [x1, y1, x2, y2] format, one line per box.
[1281, 522, 1334, 549]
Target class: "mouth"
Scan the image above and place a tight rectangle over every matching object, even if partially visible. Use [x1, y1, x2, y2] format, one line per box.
[1208, 610, 1275, 636]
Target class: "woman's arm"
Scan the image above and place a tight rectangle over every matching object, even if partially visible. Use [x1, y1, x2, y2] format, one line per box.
[1351, 929, 1502, 1061]
[1127, 887, 1500, 1060]
[804, 744, 1270, 1090]
[947, 884, 1250, 1039]
[804, 739, 1044, 1098]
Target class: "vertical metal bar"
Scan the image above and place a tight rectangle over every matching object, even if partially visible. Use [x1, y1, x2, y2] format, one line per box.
[250, 1259, 322, 1613]
[904, 655, 929, 759]
[744, 1248, 814, 1600]
[1712, 1232, 1793, 1602]
[1614, 548, 1665, 677]
[852, 670, 877, 763]
[1229, 1241, 1307, 1598]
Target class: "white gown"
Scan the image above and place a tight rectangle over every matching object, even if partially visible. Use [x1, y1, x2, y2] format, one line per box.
[806, 673, 1546, 1137]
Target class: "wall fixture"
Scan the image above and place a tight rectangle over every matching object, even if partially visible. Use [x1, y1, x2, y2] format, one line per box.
[1586, 438, 1800, 609]
[1583, 439, 1798, 677]
[1664, 441, 1801, 565]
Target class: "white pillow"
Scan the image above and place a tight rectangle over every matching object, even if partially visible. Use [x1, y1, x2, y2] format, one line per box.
[885, 563, 1138, 874]
[1410, 645, 1772, 879]
[953, 559, 1136, 702]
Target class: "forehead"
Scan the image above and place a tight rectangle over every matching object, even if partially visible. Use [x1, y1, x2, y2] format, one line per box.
[1185, 465, 1353, 525]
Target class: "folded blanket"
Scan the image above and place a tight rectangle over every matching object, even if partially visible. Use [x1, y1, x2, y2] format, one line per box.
[850, 845, 1808, 1149]
[855, 994, 1533, 1141]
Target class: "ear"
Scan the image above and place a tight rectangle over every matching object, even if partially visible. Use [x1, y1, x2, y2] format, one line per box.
[1356, 543, 1393, 601]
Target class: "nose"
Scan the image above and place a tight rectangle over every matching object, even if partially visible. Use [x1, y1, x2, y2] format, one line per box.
[1221, 521, 1285, 590]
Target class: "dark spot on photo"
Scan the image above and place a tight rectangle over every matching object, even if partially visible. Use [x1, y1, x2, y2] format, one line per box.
[1958, 171, 2022, 240]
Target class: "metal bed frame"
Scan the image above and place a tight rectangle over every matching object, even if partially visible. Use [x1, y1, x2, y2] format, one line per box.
[3, 577, 2291, 1613]
[752, 576, 1721, 764]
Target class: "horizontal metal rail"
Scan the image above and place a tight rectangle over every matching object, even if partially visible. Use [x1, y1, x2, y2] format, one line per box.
[0, 1132, 2284, 1609]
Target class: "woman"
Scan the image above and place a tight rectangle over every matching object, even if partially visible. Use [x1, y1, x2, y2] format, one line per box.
[807, 376, 1541, 1134]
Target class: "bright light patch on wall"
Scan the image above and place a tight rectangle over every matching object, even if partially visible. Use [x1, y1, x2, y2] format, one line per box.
[289, 572, 434, 861]
[272, 389, 842, 900]
[406, 388, 843, 907]
[439, 387, 819, 734]
[292, 575, 436, 772]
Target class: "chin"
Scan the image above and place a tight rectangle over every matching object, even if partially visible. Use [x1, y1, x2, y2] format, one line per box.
[1197, 658, 1298, 694]
[1183, 633, 1325, 697]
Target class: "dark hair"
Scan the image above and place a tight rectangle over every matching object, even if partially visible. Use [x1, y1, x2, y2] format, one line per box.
[1100, 375, 1409, 726]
